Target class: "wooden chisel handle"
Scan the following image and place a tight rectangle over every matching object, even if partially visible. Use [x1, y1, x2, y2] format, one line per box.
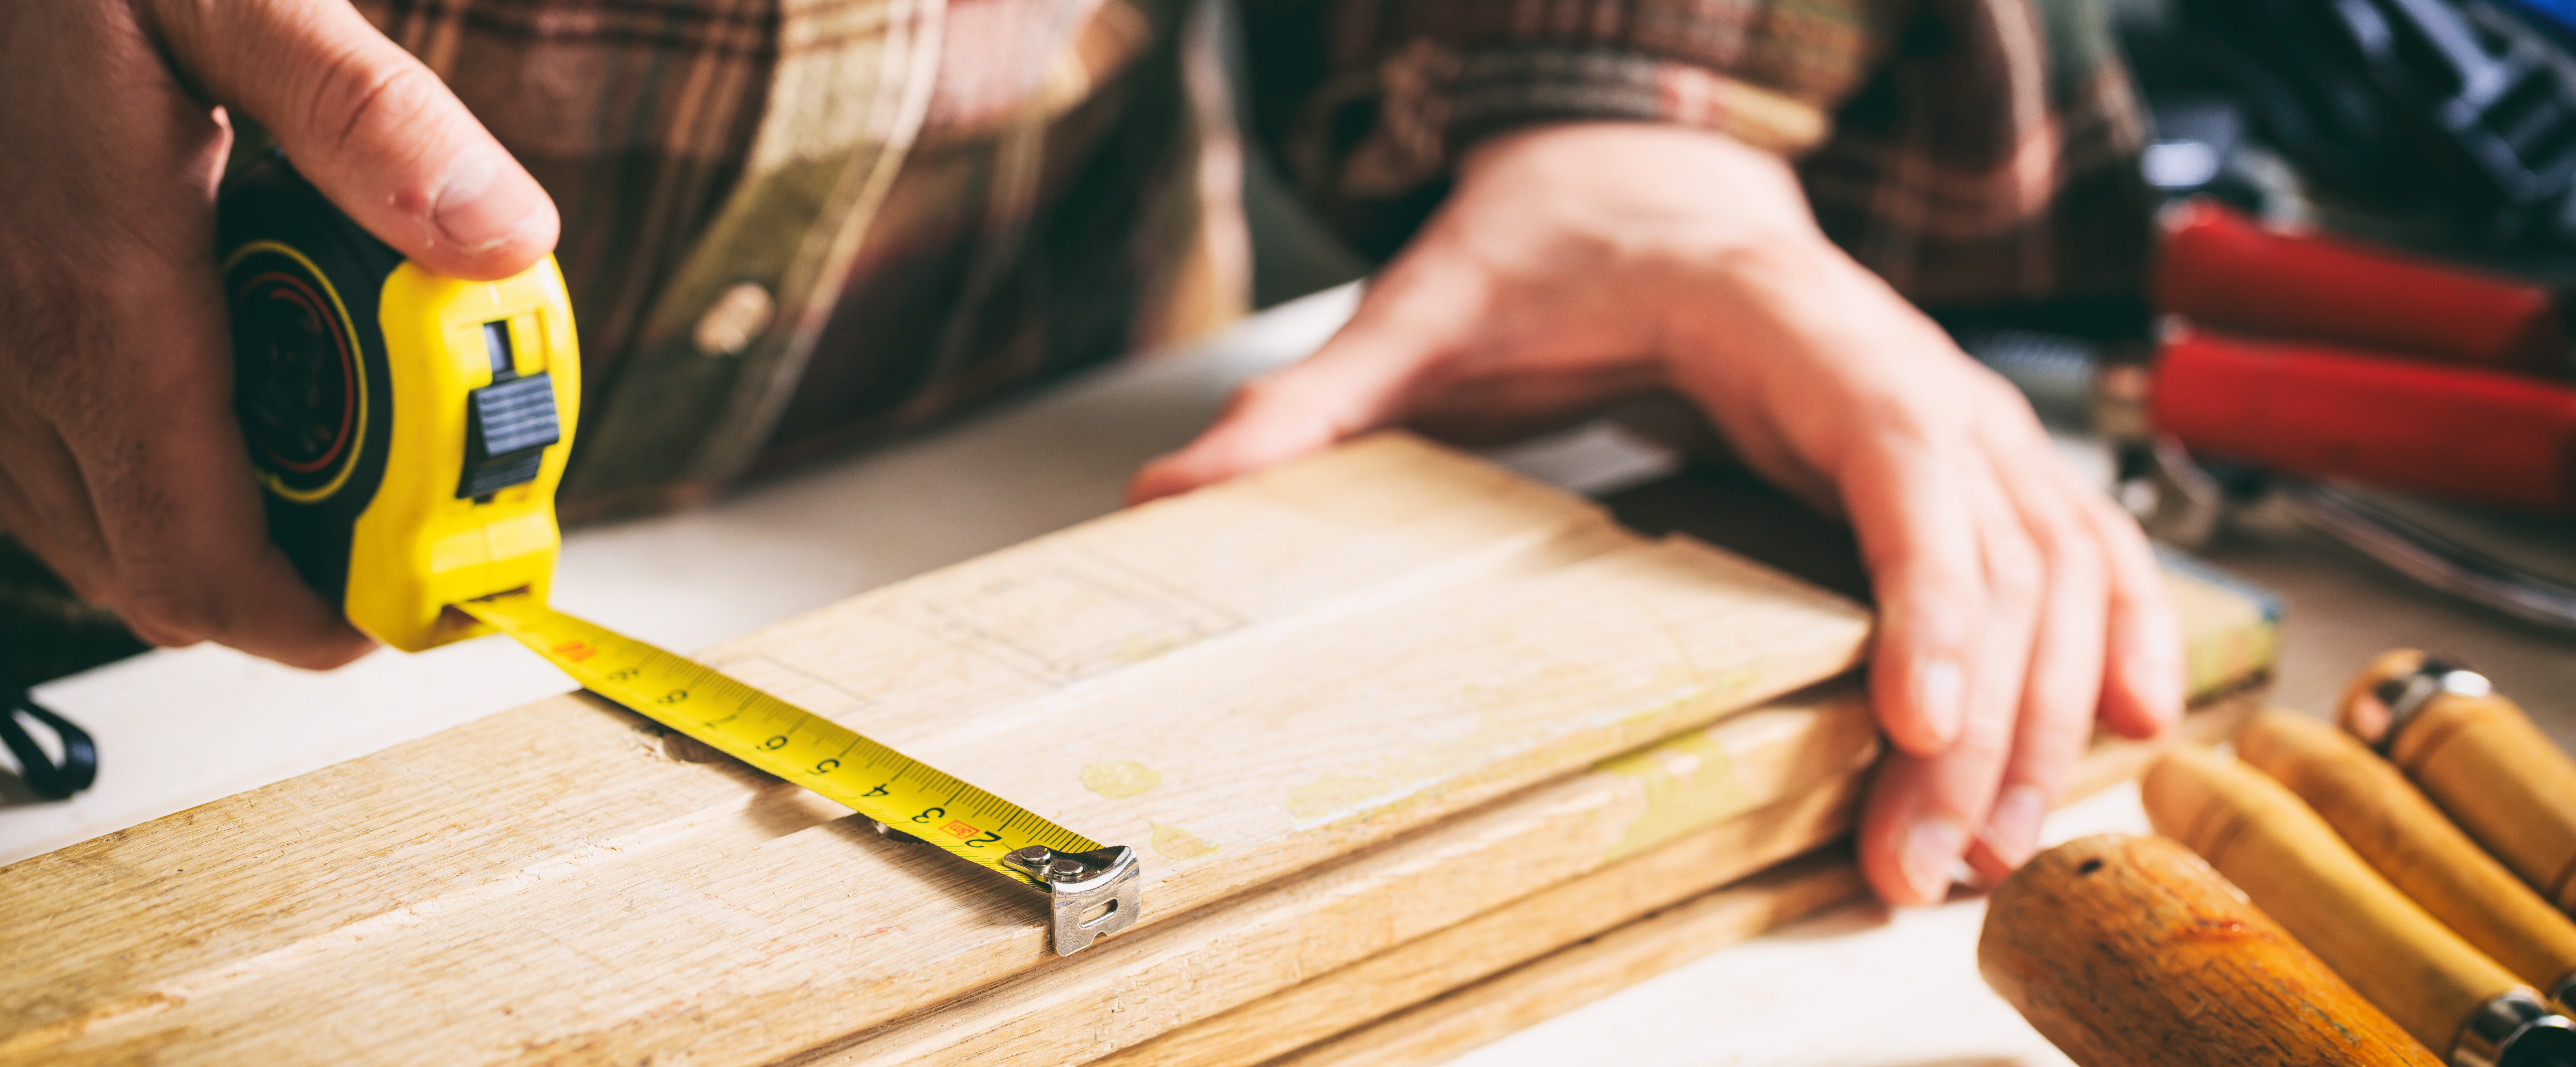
[2237, 710, 2576, 1009]
[2143, 748, 2576, 1066]
[2344, 650, 2576, 913]
[1980, 833, 2443, 1067]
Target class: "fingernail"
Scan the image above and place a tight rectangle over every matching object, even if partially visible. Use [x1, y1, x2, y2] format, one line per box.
[1916, 656, 1965, 748]
[432, 154, 542, 255]
[1902, 815, 1968, 903]
[1978, 785, 2048, 869]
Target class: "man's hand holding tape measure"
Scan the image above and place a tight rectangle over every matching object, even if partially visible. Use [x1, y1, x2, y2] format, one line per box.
[0, 0, 556, 667]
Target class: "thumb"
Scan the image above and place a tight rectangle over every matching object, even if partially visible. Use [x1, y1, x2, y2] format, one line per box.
[1127, 278, 1475, 504]
[153, 0, 557, 279]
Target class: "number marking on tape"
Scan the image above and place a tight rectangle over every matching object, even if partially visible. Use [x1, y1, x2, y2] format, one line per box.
[459, 592, 1100, 887]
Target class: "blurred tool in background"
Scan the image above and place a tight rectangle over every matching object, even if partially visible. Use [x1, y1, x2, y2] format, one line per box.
[2149, 201, 2576, 519]
[1951, 0, 2576, 632]
[2236, 708, 2576, 1009]
[2130, 0, 2576, 252]
[2142, 746, 2576, 1066]
[1954, 206, 2576, 629]
[2345, 650, 2576, 911]
[1984, 648, 2576, 1067]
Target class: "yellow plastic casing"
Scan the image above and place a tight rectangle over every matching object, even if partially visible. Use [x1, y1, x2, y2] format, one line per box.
[345, 256, 581, 652]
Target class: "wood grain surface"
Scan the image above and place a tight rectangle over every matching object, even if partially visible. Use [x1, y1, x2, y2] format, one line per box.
[1268, 849, 1868, 1067]
[2143, 747, 2532, 1052]
[1190, 687, 2263, 1067]
[2237, 710, 2576, 996]
[808, 689, 1880, 1066]
[0, 436, 2288, 1067]
[1979, 833, 2441, 1067]
[0, 435, 1873, 1067]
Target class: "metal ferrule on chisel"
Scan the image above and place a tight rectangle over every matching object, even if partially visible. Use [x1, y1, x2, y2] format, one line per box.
[2371, 660, 2496, 755]
[2452, 988, 2576, 1067]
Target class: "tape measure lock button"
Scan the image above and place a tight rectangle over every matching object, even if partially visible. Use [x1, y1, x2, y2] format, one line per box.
[459, 373, 562, 499]
[457, 318, 562, 500]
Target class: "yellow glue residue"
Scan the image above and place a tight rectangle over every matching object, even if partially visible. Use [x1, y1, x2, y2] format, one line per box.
[1594, 729, 1757, 862]
[1080, 761, 1163, 799]
[1151, 824, 1220, 860]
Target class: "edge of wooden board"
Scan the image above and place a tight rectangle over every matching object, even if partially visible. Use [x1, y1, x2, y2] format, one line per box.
[1231, 689, 2265, 1067]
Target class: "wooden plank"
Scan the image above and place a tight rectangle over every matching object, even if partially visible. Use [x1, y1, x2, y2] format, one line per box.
[1235, 689, 2266, 1067]
[0, 434, 1873, 1067]
[1085, 773, 1867, 1067]
[809, 687, 1879, 1066]
[806, 568, 2269, 1067]
[1268, 849, 1871, 1067]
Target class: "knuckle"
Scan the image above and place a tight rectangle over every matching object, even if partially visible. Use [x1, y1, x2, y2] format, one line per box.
[2028, 504, 2102, 580]
[1949, 720, 2016, 767]
[1984, 537, 2045, 608]
[2085, 495, 2158, 571]
[303, 50, 439, 158]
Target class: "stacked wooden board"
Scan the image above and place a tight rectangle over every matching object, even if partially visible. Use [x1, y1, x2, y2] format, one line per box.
[0, 434, 2275, 1066]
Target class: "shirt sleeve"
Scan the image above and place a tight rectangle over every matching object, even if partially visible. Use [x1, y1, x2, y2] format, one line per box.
[1241, 0, 1903, 258]
[1242, 0, 2154, 308]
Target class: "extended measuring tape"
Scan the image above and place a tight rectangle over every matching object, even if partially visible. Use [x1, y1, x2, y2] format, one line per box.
[217, 156, 1140, 955]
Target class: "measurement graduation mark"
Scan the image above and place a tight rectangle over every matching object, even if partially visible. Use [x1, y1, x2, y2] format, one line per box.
[460, 593, 1100, 886]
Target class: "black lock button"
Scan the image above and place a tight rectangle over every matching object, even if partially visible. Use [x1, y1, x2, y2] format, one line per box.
[457, 321, 560, 499]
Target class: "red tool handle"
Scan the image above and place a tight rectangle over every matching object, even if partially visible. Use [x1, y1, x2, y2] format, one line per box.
[2152, 328, 2576, 512]
[2156, 199, 2567, 374]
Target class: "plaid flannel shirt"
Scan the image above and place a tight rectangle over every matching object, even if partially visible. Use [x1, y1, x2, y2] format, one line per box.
[356, 0, 2150, 518]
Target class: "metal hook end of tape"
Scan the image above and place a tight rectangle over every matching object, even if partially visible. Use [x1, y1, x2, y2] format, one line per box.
[1005, 845, 1144, 956]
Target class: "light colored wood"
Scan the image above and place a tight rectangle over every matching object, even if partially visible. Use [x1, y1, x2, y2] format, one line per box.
[1125, 689, 2263, 1067]
[1075, 755, 1869, 1067]
[2341, 648, 2576, 912]
[0, 437, 2286, 1067]
[828, 596, 2269, 1067]
[0, 434, 1874, 1067]
[808, 689, 1879, 1066]
[1264, 849, 1868, 1067]
[2237, 710, 2576, 996]
[2143, 747, 2533, 1053]
[1979, 833, 2441, 1067]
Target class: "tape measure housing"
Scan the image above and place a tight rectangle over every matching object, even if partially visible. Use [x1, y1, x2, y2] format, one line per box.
[221, 158, 581, 652]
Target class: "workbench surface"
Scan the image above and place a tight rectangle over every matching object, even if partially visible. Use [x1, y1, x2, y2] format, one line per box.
[7, 286, 2572, 1066]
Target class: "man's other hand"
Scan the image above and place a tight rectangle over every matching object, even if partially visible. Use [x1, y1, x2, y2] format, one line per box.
[1131, 122, 2183, 903]
[0, 0, 557, 667]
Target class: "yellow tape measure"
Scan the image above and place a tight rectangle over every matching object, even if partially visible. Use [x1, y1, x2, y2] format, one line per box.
[223, 156, 1139, 956]
[460, 592, 1100, 876]
[459, 595, 1142, 955]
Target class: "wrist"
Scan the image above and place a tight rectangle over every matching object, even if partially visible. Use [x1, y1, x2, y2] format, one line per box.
[1654, 198, 1879, 394]
[1451, 120, 1853, 370]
